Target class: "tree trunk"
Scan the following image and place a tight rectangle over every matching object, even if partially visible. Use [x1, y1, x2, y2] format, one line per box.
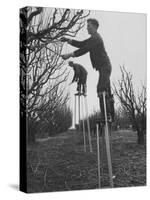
[137, 130, 144, 145]
[28, 121, 36, 144]
[28, 129, 36, 144]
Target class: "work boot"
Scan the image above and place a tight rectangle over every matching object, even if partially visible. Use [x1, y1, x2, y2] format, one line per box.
[105, 93, 115, 122]
[107, 113, 113, 123]
[82, 84, 87, 96]
[97, 113, 112, 125]
[77, 84, 81, 94]
[109, 95, 115, 122]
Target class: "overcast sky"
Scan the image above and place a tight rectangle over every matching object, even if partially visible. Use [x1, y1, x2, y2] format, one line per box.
[65, 9, 146, 126]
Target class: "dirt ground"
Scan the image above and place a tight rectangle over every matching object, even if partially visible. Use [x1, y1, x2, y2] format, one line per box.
[27, 129, 146, 193]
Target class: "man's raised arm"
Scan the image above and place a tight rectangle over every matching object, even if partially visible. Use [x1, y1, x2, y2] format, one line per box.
[61, 37, 88, 48]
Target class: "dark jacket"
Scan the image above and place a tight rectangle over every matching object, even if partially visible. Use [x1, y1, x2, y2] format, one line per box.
[72, 33, 111, 71]
[72, 63, 87, 83]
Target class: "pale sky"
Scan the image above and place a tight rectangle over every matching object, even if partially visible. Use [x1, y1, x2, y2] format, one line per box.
[64, 10, 147, 126]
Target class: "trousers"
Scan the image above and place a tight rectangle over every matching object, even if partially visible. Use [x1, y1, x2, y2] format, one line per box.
[97, 65, 114, 120]
[97, 65, 111, 94]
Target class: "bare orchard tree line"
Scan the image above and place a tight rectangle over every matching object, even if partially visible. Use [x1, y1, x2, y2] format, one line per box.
[28, 85, 72, 142]
[20, 7, 90, 142]
[113, 66, 146, 144]
[112, 106, 132, 129]
[78, 66, 146, 145]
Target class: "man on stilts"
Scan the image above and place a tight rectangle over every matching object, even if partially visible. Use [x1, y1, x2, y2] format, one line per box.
[61, 18, 115, 187]
[61, 18, 114, 122]
[68, 61, 87, 95]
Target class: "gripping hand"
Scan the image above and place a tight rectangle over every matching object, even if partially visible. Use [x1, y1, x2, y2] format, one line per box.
[60, 37, 72, 44]
[61, 53, 74, 60]
[61, 37, 69, 42]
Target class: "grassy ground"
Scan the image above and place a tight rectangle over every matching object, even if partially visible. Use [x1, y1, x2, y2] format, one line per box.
[27, 129, 146, 193]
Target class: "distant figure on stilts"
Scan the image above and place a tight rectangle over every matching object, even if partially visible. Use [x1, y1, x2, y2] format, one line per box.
[68, 61, 87, 95]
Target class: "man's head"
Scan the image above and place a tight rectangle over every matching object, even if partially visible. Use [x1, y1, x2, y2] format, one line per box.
[87, 18, 99, 35]
[68, 61, 74, 67]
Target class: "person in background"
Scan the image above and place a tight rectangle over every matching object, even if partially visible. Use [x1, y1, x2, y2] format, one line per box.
[68, 61, 87, 95]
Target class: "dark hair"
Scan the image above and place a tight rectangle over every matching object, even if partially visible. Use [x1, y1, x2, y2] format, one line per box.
[87, 18, 99, 29]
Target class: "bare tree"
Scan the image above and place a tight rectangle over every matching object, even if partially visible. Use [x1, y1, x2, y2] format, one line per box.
[20, 7, 89, 142]
[113, 66, 146, 144]
[20, 6, 89, 110]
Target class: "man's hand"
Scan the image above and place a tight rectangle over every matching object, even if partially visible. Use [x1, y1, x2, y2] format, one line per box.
[60, 37, 72, 44]
[60, 37, 69, 42]
[61, 54, 71, 60]
[61, 53, 74, 60]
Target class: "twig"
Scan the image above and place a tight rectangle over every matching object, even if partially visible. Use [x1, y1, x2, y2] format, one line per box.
[65, 181, 71, 190]
[44, 167, 49, 188]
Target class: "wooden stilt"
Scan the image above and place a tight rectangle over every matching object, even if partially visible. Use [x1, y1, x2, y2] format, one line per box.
[74, 94, 76, 128]
[84, 96, 92, 153]
[74, 92, 92, 153]
[103, 91, 113, 187]
[78, 94, 81, 131]
[81, 95, 86, 152]
[96, 123, 101, 188]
